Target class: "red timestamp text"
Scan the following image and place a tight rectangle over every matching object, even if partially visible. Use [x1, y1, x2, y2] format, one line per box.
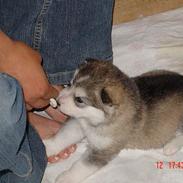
[156, 161, 183, 169]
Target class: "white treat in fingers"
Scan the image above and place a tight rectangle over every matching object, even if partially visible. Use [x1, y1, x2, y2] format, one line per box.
[49, 98, 58, 108]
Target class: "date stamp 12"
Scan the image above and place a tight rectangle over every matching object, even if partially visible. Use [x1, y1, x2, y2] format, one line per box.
[156, 161, 183, 170]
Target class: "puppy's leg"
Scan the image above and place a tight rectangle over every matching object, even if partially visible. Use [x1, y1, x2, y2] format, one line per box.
[43, 119, 85, 156]
[55, 148, 117, 183]
[163, 135, 183, 156]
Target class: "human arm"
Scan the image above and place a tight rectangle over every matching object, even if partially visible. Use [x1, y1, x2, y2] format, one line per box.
[0, 31, 58, 109]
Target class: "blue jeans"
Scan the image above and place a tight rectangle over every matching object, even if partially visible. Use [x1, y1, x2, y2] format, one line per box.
[0, 0, 114, 182]
[0, 73, 47, 183]
[0, 0, 114, 84]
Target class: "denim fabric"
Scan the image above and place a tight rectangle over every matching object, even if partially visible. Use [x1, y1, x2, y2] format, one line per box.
[0, 73, 46, 183]
[0, 0, 114, 84]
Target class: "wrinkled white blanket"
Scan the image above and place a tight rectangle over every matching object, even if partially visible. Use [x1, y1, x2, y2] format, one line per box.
[42, 7, 183, 183]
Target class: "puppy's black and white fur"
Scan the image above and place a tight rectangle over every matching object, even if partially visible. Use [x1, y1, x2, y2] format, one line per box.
[44, 60, 183, 183]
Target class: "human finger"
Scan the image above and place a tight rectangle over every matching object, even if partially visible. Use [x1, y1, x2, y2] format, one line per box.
[45, 106, 67, 123]
[27, 85, 59, 109]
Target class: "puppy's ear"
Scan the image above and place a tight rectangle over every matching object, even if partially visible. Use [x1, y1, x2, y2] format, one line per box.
[101, 85, 124, 106]
[101, 88, 112, 106]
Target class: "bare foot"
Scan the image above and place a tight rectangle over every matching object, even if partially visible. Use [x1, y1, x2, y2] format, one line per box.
[28, 85, 77, 163]
[48, 144, 77, 163]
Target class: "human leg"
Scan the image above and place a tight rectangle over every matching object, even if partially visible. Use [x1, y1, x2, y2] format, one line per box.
[0, 0, 114, 85]
[41, 0, 114, 84]
[0, 73, 46, 183]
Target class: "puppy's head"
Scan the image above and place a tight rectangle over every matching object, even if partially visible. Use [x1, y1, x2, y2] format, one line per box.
[57, 60, 139, 126]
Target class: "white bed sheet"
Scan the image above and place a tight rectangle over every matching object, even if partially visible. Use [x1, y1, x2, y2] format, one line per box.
[42, 7, 183, 183]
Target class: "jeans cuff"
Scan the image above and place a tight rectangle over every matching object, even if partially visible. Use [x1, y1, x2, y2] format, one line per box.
[47, 70, 75, 85]
[47, 55, 113, 85]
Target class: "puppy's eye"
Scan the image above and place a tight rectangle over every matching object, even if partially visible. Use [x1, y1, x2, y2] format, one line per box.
[75, 97, 83, 103]
[74, 96, 88, 108]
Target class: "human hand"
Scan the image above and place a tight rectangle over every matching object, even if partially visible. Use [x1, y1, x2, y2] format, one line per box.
[0, 31, 58, 109]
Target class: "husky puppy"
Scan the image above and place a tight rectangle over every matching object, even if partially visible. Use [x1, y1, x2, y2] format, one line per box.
[44, 60, 183, 183]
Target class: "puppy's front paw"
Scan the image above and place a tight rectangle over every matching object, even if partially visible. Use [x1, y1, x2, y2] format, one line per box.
[43, 139, 60, 157]
[163, 143, 180, 156]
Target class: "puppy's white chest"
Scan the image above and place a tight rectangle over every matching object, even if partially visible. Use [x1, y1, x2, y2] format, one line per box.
[88, 133, 112, 150]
